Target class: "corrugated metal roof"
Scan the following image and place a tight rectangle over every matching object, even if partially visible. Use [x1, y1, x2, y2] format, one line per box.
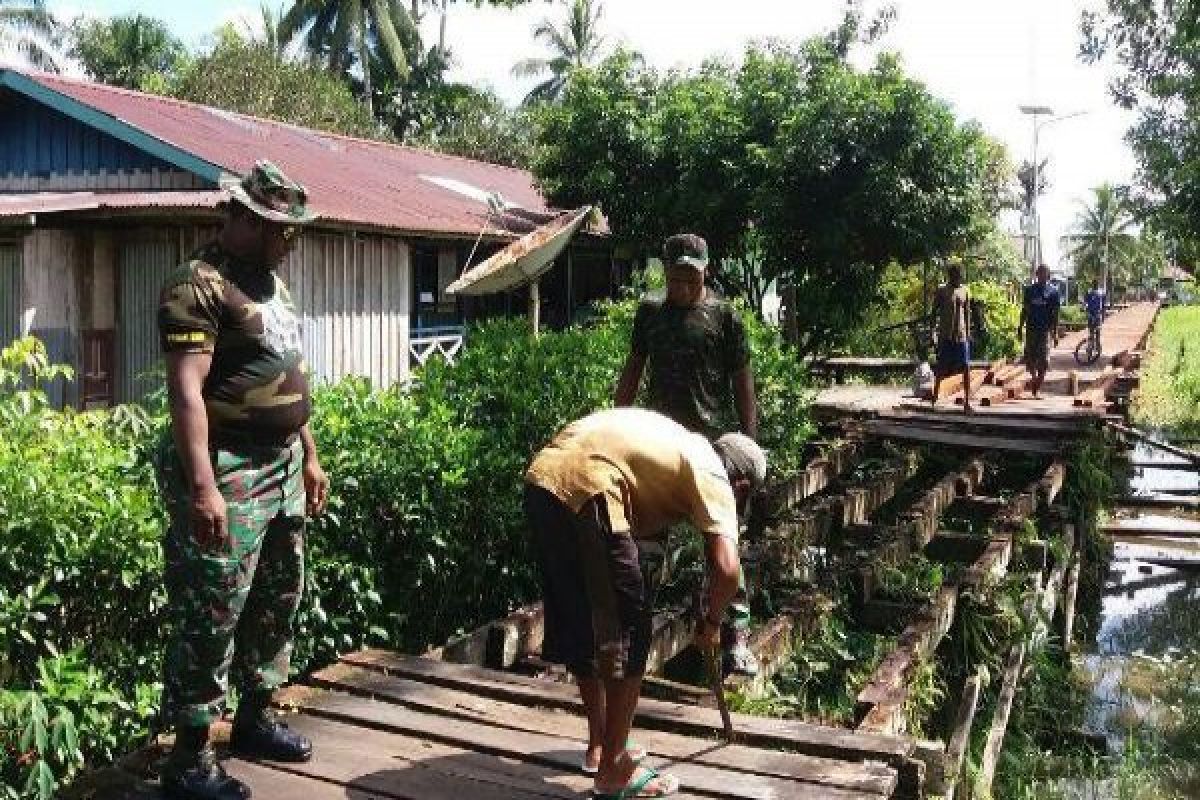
[0, 191, 224, 217]
[4, 68, 558, 238]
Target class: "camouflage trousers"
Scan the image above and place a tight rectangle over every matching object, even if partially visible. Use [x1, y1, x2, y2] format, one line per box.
[158, 437, 306, 729]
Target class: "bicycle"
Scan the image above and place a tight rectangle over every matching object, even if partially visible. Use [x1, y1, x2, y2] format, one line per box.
[1074, 317, 1103, 366]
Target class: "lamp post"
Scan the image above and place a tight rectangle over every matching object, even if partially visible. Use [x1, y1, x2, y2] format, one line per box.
[1018, 105, 1089, 279]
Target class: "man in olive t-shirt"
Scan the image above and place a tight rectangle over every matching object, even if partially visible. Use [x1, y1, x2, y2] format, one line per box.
[613, 233, 760, 677]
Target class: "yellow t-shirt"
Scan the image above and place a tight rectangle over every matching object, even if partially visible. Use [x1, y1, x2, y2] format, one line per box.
[525, 408, 739, 541]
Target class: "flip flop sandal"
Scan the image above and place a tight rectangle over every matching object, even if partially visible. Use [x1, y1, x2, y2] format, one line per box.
[581, 740, 647, 775]
[592, 766, 680, 799]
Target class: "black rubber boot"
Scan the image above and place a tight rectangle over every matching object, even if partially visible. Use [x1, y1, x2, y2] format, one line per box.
[230, 692, 312, 763]
[161, 726, 252, 800]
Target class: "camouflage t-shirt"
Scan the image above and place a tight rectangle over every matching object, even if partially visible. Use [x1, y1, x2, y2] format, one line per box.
[158, 241, 310, 443]
[630, 292, 750, 439]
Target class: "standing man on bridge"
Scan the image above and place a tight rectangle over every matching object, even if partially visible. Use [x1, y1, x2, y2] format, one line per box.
[157, 161, 328, 800]
[931, 263, 972, 412]
[613, 233, 760, 678]
[525, 408, 766, 799]
[1019, 264, 1061, 399]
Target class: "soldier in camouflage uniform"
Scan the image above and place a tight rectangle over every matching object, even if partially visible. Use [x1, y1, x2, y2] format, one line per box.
[613, 233, 761, 679]
[157, 161, 328, 800]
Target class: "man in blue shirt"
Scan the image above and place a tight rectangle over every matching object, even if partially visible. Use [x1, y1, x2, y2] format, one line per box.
[1019, 264, 1061, 398]
[1084, 279, 1105, 332]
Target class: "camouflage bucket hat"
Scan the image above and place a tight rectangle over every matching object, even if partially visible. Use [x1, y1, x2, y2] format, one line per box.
[220, 160, 318, 224]
[663, 233, 709, 270]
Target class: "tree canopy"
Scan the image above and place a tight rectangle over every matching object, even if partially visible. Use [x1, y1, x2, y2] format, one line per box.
[532, 42, 1008, 355]
[68, 13, 185, 91]
[1082, 1, 1200, 249]
[169, 31, 382, 139]
[1, 0, 60, 71]
[512, 0, 608, 105]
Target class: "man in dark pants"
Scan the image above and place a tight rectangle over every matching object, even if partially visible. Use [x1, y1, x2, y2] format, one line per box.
[525, 408, 766, 798]
[157, 161, 329, 800]
[613, 233, 759, 677]
[1019, 264, 1061, 398]
[931, 263, 972, 412]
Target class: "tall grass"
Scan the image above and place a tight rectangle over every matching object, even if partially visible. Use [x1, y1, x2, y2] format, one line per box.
[1133, 306, 1200, 437]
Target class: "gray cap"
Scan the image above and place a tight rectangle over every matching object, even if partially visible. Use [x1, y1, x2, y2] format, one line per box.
[713, 433, 768, 488]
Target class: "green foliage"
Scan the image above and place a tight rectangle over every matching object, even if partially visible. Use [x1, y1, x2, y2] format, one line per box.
[168, 34, 383, 139]
[67, 13, 185, 91]
[511, 0, 609, 106]
[730, 612, 894, 726]
[0, 0, 61, 73]
[405, 85, 536, 168]
[1082, 1, 1200, 250]
[874, 554, 944, 605]
[533, 41, 1009, 350]
[838, 266, 1020, 360]
[1133, 306, 1200, 437]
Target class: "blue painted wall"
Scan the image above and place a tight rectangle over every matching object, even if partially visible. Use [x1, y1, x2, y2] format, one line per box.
[0, 89, 177, 175]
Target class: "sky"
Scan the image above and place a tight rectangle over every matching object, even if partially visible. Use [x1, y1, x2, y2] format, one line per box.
[22, 0, 1137, 270]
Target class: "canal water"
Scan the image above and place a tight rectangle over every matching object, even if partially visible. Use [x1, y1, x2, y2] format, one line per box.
[1066, 441, 1200, 796]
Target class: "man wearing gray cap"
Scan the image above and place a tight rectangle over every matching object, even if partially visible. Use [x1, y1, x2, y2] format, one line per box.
[614, 232, 760, 677]
[525, 408, 766, 797]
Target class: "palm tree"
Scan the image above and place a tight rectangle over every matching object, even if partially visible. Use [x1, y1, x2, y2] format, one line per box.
[0, 0, 60, 72]
[278, 0, 418, 116]
[1062, 184, 1138, 293]
[512, 0, 607, 106]
[249, 3, 289, 60]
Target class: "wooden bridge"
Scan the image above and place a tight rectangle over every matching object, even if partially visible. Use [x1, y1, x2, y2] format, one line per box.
[812, 302, 1161, 452]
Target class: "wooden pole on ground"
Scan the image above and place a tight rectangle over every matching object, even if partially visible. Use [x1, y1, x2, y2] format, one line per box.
[528, 279, 541, 337]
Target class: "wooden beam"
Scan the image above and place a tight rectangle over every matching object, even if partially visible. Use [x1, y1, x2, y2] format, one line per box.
[859, 422, 1061, 454]
[1062, 558, 1081, 649]
[937, 670, 986, 800]
[974, 643, 1027, 798]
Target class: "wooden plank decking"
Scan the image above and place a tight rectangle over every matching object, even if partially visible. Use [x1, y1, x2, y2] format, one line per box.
[813, 302, 1160, 451]
[78, 652, 914, 800]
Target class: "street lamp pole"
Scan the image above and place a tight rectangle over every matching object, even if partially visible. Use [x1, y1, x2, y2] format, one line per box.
[1018, 106, 1089, 281]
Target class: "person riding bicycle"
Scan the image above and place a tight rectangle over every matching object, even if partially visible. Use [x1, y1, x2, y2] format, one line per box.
[1084, 279, 1105, 334]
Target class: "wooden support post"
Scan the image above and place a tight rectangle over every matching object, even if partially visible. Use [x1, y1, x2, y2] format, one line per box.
[938, 670, 985, 800]
[1067, 369, 1080, 396]
[975, 642, 1027, 798]
[528, 279, 540, 336]
[1062, 557, 1081, 649]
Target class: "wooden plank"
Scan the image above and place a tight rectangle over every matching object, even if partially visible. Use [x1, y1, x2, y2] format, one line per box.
[859, 421, 1061, 454]
[241, 712, 598, 800]
[1101, 522, 1200, 538]
[334, 652, 917, 765]
[282, 680, 896, 799]
[270, 708, 753, 800]
[878, 409, 1085, 433]
[1119, 493, 1200, 511]
[974, 643, 1026, 797]
[937, 671, 985, 800]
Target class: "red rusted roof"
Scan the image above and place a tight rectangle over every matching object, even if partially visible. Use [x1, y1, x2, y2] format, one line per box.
[10, 69, 554, 237]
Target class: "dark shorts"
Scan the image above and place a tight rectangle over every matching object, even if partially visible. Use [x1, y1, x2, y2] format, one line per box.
[524, 484, 654, 680]
[935, 340, 970, 374]
[1024, 328, 1051, 371]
